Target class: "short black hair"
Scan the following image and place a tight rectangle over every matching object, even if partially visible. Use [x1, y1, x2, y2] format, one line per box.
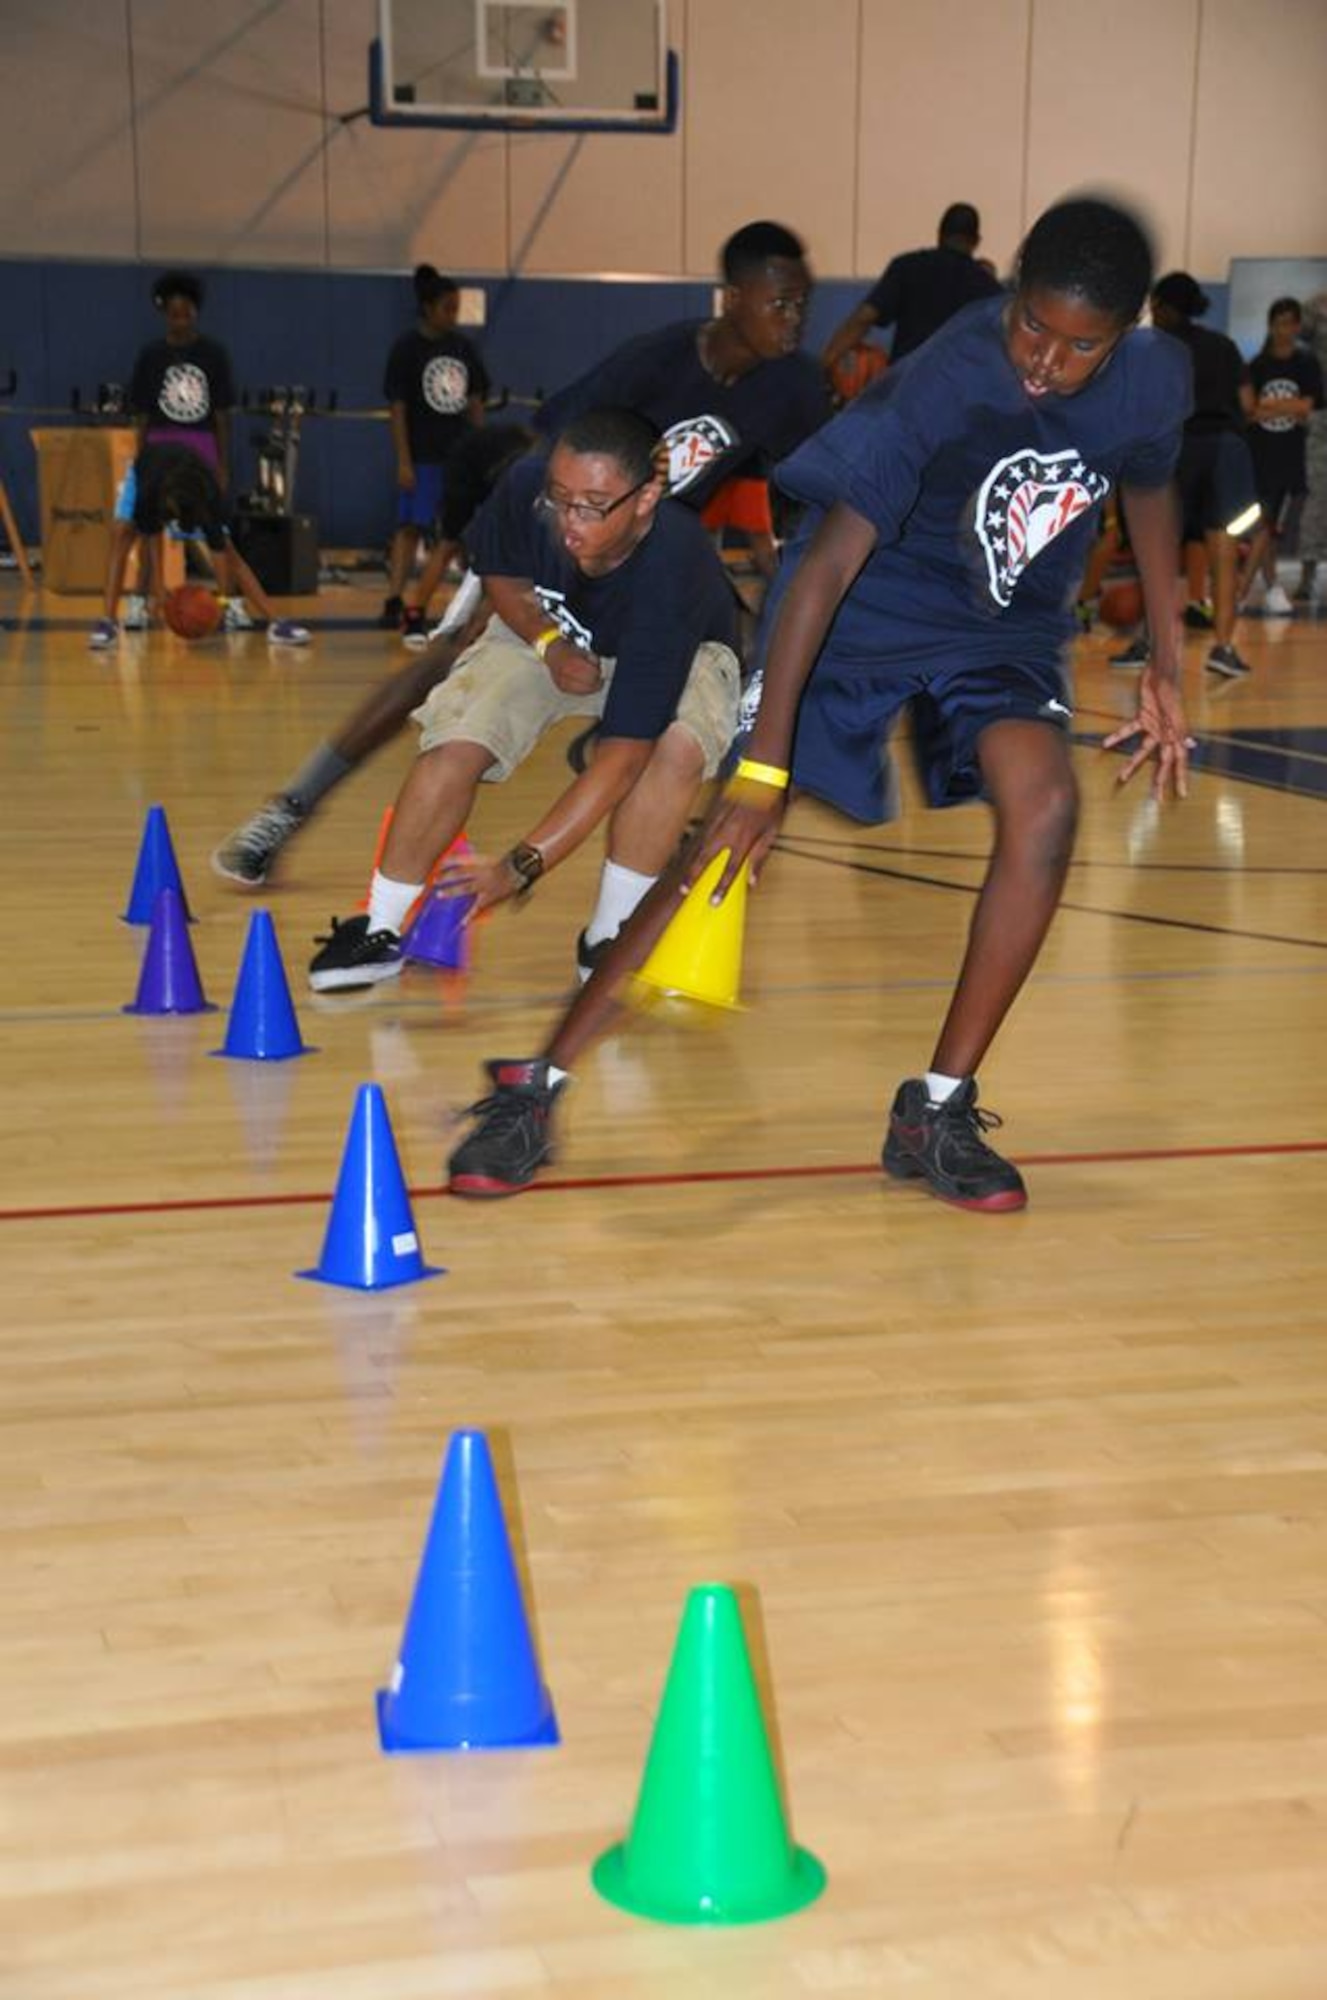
[939, 203, 980, 245]
[721, 221, 806, 284]
[1018, 198, 1155, 325]
[413, 263, 459, 307]
[1152, 270, 1209, 320]
[554, 407, 661, 486]
[1268, 296, 1302, 322]
[153, 270, 203, 310]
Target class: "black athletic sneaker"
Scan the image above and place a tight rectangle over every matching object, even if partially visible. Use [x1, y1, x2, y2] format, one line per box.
[401, 605, 429, 648]
[1109, 636, 1149, 669]
[1205, 643, 1251, 679]
[308, 913, 404, 991]
[565, 722, 601, 774]
[881, 1077, 1027, 1213]
[212, 795, 306, 886]
[377, 594, 404, 631]
[575, 927, 619, 985]
[448, 1059, 566, 1197]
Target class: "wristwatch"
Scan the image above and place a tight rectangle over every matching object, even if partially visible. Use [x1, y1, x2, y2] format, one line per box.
[506, 841, 546, 894]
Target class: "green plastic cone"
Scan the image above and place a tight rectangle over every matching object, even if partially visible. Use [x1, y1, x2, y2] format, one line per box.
[592, 1584, 826, 1925]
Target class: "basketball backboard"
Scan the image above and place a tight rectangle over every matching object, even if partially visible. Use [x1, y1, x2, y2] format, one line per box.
[370, 0, 677, 133]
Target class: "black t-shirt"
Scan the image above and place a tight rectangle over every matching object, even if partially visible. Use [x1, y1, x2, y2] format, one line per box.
[1247, 347, 1325, 491]
[130, 335, 235, 430]
[131, 443, 228, 549]
[864, 246, 1003, 361]
[443, 424, 537, 543]
[383, 329, 490, 463]
[465, 454, 737, 740]
[1167, 322, 1247, 435]
[534, 321, 830, 509]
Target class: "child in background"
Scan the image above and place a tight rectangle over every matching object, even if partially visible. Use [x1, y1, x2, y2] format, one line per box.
[381, 265, 489, 643]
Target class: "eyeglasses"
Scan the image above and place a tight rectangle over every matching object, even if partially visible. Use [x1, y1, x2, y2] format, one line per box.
[536, 476, 650, 526]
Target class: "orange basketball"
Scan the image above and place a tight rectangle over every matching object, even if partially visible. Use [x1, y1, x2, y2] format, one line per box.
[1099, 577, 1144, 630]
[831, 342, 888, 404]
[164, 584, 223, 639]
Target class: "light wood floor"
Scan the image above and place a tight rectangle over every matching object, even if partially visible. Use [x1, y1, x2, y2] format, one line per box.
[4, 581, 1327, 1999]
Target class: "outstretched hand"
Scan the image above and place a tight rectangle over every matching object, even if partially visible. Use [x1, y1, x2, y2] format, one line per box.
[1101, 666, 1193, 802]
[678, 773, 787, 904]
[435, 850, 514, 919]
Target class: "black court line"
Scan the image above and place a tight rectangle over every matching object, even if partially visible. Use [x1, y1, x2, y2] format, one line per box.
[778, 832, 1327, 878]
[773, 840, 1327, 954]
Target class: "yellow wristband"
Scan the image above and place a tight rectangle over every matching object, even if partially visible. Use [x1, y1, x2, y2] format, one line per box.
[733, 757, 790, 790]
[532, 626, 561, 660]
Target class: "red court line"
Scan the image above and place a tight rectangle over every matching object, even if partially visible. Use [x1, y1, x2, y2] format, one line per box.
[2, 1139, 1325, 1225]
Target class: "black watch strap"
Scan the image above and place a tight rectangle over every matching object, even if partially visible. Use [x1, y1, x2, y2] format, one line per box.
[506, 841, 546, 893]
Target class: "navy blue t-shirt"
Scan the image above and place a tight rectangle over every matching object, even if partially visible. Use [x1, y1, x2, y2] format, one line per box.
[864, 245, 1003, 360]
[130, 336, 235, 430]
[535, 321, 830, 509]
[770, 296, 1191, 675]
[1247, 346, 1324, 491]
[465, 455, 737, 741]
[383, 329, 490, 463]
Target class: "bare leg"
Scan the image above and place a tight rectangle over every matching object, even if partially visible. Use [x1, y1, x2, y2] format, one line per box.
[379, 739, 494, 883]
[386, 526, 417, 601]
[1205, 527, 1239, 648]
[928, 721, 1079, 1077]
[212, 546, 280, 623]
[102, 523, 139, 619]
[404, 537, 461, 616]
[604, 722, 706, 873]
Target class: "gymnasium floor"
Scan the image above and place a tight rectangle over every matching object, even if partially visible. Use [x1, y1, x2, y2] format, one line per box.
[4, 581, 1327, 1999]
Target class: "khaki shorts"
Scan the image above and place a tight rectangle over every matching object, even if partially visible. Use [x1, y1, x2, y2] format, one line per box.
[411, 617, 740, 781]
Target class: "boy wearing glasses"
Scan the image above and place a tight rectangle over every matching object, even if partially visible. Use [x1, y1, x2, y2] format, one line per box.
[307, 408, 740, 992]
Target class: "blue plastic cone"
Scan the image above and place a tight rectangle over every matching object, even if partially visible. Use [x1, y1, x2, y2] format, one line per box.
[376, 1430, 559, 1753]
[124, 888, 215, 1015]
[123, 805, 192, 925]
[212, 910, 314, 1061]
[298, 1082, 442, 1290]
[402, 888, 473, 970]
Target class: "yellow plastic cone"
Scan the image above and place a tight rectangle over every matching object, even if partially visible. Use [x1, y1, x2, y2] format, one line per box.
[633, 850, 748, 1010]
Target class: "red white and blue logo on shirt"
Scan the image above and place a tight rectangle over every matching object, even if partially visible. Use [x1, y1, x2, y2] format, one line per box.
[662, 414, 738, 493]
[974, 447, 1110, 608]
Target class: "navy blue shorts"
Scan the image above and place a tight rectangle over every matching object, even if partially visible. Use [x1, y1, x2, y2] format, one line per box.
[1176, 429, 1259, 540]
[791, 655, 1073, 822]
[396, 462, 446, 531]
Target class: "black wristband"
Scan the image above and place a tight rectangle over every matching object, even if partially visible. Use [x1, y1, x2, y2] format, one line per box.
[506, 841, 546, 894]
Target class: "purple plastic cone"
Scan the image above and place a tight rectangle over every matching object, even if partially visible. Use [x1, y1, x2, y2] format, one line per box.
[298, 1082, 443, 1290]
[124, 888, 215, 1015]
[376, 1430, 559, 1753]
[123, 805, 192, 925]
[212, 910, 313, 1061]
[403, 888, 473, 971]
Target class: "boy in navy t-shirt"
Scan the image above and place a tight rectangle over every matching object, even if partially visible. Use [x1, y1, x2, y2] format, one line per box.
[308, 408, 740, 994]
[445, 198, 1194, 1208]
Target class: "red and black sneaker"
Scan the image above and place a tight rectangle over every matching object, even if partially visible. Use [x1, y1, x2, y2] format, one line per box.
[881, 1077, 1027, 1213]
[448, 1058, 566, 1197]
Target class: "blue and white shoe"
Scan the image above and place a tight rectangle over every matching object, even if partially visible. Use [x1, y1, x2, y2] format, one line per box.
[268, 618, 310, 647]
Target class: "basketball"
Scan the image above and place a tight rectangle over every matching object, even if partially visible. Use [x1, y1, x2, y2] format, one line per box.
[164, 583, 223, 639]
[831, 341, 888, 405]
[1099, 577, 1144, 630]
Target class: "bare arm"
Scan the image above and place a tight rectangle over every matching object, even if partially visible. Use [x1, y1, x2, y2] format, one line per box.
[821, 302, 880, 376]
[484, 574, 603, 694]
[684, 500, 879, 899]
[1102, 481, 1191, 801]
[389, 403, 413, 487]
[439, 737, 652, 914]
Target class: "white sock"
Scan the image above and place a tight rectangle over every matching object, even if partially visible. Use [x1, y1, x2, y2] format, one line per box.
[925, 1070, 965, 1104]
[585, 859, 655, 947]
[368, 870, 424, 936]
